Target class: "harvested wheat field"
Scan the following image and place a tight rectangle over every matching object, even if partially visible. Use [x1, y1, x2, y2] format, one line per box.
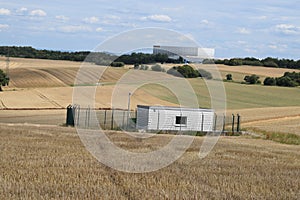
[0, 124, 299, 199]
[0, 57, 299, 134]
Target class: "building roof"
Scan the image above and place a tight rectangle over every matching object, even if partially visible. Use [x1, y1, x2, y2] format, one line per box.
[137, 105, 214, 112]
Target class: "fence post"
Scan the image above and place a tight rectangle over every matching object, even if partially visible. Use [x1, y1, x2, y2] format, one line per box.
[222, 114, 226, 134]
[237, 114, 241, 132]
[111, 109, 114, 130]
[66, 105, 75, 126]
[122, 110, 125, 129]
[214, 113, 217, 131]
[157, 110, 160, 130]
[232, 114, 235, 134]
[103, 110, 107, 129]
[201, 113, 204, 132]
[76, 105, 80, 126]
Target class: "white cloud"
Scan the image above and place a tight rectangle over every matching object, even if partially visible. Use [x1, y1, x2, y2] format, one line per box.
[274, 24, 300, 35]
[56, 15, 69, 22]
[200, 19, 209, 25]
[141, 14, 172, 22]
[16, 7, 28, 14]
[83, 16, 99, 24]
[268, 44, 287, 50]
[250, 15, 267, 20]
[0, 24, 9, 31]
[162, 7, 183, 12]
[30, 9, 47, 17]
[59, 25, 92, 33]
[96, 27, 103, 32]
[104, 15, 120, 20]
[237, 27, 251, 34]
[0, 8, 11, 15]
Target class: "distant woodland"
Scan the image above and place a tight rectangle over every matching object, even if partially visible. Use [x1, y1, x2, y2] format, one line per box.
[1, 46, 300, 69]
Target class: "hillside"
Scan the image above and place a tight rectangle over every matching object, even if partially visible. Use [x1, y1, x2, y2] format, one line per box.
[0, 57, 299, 135]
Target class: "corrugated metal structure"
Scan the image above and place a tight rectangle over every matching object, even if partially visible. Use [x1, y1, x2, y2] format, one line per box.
[153, 45, 215, 60]
[136, 105, 214, 132]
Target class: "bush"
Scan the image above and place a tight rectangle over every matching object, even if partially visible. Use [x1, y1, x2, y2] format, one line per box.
[110, 62, 124, 67]
[244, 74, 260, 84]
[275, 76, 298, 87]
[0, 69, 9, 91]
[226, 74, 232, 81]
[140, 65, 149, 70]
[198, 69, 212, 79]
[167, 67, 181, 77]
[177, 65, 199, 78]
[151, 64, 165, 72]
[264, 77, 276, 86]
[167, 65, 212, 79]
[133, 63, 139, 69]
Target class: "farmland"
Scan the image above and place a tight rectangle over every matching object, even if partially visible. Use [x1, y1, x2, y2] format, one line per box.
[0, 57, 300, 135]
[0, 124, 299, 199]
[0, 57, 300, 199]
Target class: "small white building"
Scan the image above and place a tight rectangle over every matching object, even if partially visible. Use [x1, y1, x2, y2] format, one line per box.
[136, 105, 215, 132]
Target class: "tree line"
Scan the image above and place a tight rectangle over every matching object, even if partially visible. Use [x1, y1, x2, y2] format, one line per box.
[2, 46, 300, 70]
[0, 46, 183, 65]
[203, 57, 300, 69]
[264, 72, 300, 87]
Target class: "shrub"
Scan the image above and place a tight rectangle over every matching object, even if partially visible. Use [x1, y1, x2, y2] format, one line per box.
[140, 65, 149, 70]
[226, 74, 232, 81]
[151, 64, 165, 72]
[177, 65, 199, 78]
[198, 69, 212, 79]
[275, 76, 298, 87]
[244, 74, 260, 84]
[110, 62, 124, 67]
[264, 77, 276, 86]
[133, 63, 140, 69]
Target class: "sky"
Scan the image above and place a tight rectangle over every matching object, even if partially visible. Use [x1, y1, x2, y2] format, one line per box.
[0, 0, 300, 59]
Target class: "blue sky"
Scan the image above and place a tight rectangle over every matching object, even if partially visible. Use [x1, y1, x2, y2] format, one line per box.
[0, 0, 300, 59]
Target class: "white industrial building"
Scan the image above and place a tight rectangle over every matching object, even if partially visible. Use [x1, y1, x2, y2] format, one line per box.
[136, 105, 215, 132]
[153, 45, 215, 61]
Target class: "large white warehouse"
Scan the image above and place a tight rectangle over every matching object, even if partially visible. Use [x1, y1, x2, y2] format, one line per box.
[153, 45, 215, 60]
[136, 105, 215, 132]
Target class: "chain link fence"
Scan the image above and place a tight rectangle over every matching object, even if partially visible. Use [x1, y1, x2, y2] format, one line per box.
[66, 105, 241, 134]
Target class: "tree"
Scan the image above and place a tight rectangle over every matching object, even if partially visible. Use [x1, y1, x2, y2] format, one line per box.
[110, 62, 124, 67]
[133, 63, 140, 69]
[177, 65, 199, 78]
[244, 74, 260, 84]
[0, 69, 9, 91]
[263, 77, 276, 86]
[198, 69, 212, 79]
[226, 74, 232, 81]
[275, 76, 298, 87]
[151, 64, 165, 72]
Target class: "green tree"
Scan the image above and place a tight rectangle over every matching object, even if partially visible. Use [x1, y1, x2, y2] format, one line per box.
[275, 76, 298, 87]
[110, 62, 124, 67]
[151, 64, 165, 72]
[226, 74, 232, 81]
[198, 69, 212, 79]
[177, 65, 199, 78]
[0, 69, 9, 91]
[263, 77, 276, 86]
[244, 74, 260, 84]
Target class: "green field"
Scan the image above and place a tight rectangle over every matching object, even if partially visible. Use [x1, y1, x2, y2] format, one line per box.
[141, 78, 300, 110]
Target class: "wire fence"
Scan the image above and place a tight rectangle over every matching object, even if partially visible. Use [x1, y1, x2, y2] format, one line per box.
[66, 105, 242, 134]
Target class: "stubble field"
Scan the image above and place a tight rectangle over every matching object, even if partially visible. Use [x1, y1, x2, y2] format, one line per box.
[0, 124, 299, 199]
[0, 57, 300, 199]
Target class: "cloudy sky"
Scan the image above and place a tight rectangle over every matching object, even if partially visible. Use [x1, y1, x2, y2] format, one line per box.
[0, 0, 299, 59]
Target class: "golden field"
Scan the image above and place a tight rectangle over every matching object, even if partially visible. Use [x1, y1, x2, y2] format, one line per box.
[0, 57, 300, 199]
[0, 124, 299, 199]
[0, 57, 299, 135]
